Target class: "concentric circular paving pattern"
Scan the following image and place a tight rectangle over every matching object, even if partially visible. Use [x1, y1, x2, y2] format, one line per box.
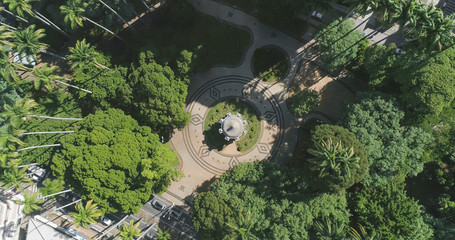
[183, 75, 285, 175]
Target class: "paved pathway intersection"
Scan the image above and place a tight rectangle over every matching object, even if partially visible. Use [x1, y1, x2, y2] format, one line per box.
[165, 0, 309, 206]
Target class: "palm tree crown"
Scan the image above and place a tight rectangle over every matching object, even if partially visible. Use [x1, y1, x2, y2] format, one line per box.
[15, 191, 43, 215]
[70, 199, 103, 228]
[67, 39, 98, 70]
[12, 25, 47, 61]
[0, 98, 38, 127]
[307, 138, 361, 178]
[0, 26, 15, 51]
[119, 220, 142, 240]
[30, 63, 59, 92]
[60, 0, 87, 29]
[0, 165, 30, 192]
[4, 0, 37, 18]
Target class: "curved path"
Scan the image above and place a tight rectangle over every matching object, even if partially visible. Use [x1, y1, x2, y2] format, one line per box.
[165, 0, 308, 205]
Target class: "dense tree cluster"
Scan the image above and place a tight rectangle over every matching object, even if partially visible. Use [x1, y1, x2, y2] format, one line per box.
[51, 109, 180, 213]
[315, 18, 366, 72]
[193, 162, 350, 239]
[306, 124, 369, 192]
[339, 93, 432, 186]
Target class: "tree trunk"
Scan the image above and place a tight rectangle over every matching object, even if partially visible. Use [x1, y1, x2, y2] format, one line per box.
[1, 8, 28, 23]
[139, 0, 153, 12]
[94, 62, 111, 70]
[84, 17, 126, 43]
[0, 22, 17, 30]
[54, 79, 92, 94]
[33, 11, 71, 39]
[55, 199, 81, 211]
[39, 49, 67, 60]
[18, 130, 75, 137]
[122, 0, 144, 24]
[40, 189, 72, 199]
[28, 115, 83, 121]
[95, 215, 128, 240]
[97, 0, 134, 30]
[16, 143, 62, 152]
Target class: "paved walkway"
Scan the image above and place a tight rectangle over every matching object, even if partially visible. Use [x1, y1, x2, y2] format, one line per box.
[165, 0, 309, 206]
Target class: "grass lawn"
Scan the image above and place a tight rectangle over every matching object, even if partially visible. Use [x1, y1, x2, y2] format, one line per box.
[115, 1, 252, 71]
[204, 98, 261, 152]
[252, 46, 289, 82]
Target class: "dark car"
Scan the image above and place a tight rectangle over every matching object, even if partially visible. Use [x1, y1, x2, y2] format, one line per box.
[151, 199, 167, 211]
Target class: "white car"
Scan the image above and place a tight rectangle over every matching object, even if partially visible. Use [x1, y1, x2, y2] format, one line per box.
[101, 216, 112, 226]
[395, 48, 406, 55]
[311, 11, 323, 20]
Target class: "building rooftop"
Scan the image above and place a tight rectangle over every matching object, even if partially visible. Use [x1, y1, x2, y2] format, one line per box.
[219, 112, 247, 141]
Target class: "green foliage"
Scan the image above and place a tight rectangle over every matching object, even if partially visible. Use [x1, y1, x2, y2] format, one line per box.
[16, 191, 43, 215]
[192, 162, 351, 239]
[423, 214, 455, 240]
[340, 92, 432, 186]
[252, 46, 289, 82]
[395, 47, 455, 117]
[193, 192, 234, 239]
[176, 50, 194, 77]
[288, 89, 319, 117]
[20, 93, 81, 165]
[51, 108, 180, 213]
[39, 179, 65, 199]
[127, 52, 190, 134]
[306, 125, 369, 192]
[72, 64, 127, 109]
[350, 182, 433, 240]
[316, 18, 365, 73]
[362, 44, 398, 91]
[119, 220, 142, 240]
[12, 25, 47, 61]
[0, 81, 21, 114]
[70, 199, 103, 228]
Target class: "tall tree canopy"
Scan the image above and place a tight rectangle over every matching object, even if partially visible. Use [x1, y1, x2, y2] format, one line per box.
[51, 108, 180, 213]
[192, 162, 350, 239]
[350, 182, 433, 240]
[339, 92, 432, 186]
[316, 18, 366, 72]
[126, 51, 190, 134]
[306, 124, 369, 192]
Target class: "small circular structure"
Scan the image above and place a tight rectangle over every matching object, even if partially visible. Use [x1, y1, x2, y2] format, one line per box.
[218, 112, 248, 141]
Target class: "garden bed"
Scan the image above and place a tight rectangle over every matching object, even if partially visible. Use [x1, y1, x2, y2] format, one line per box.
[204, 98, 261, 152]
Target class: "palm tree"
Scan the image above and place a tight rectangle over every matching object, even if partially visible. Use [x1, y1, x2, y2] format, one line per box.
[118, 220, 142, 240]
[350, 225, 377, 240]
[29, 63, 57, 92]
[223, 209, 259, 240]
[0, 50, 27, 83]
[67, 39, 110, 70]
[29, 63, 93, 93]
[60, 0, 126, 42]
[3, 0, 35, 18]
[307, 138, 361, 178]
[0, 26, 15, 51]
[314, 218, 347, 240]
[156, 228, 171, 240]
[3, 0, 70, 38]
[0, 165, 31, 191]
[12, 25, 47, 62]
[0, 151, 22, 169]
[0, 124, 25, 150]
[0, 98, 38, 127]
[15, 191, 43, 214]
[70, 199, 103, 228]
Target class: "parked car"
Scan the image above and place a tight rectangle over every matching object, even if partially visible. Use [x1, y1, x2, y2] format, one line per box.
[395, 48, 406, 55]
[311, 11, 323, 20]
[101, 216, 112, 226]
[151, 199, 167, 211]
